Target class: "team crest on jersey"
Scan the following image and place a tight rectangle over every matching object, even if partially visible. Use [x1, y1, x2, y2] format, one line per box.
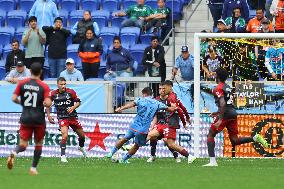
[66, 93, 71, 99]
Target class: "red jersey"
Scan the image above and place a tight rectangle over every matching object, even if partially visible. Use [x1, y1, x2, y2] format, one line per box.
[14, 78, 50, 125]
[49, 88, 80, 120]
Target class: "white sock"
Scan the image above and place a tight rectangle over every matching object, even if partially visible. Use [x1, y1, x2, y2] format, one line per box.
[210, 157, 217, 164]
[30, 167, 37, 171]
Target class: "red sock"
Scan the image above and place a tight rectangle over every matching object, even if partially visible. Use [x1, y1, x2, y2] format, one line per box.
[180, 149, 189, 157]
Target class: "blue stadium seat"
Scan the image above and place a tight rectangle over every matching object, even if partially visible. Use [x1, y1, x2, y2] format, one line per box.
[0, 45, 3, 59]
[15, 27, 26, 42]
[139, 33, 154, 45]
[100, 26, 120, 47]
[130, 44, 148, 74]
[0, 27, 15, 47]
[98, 67, 106, 78]
[58, 9, 69, 27]
[102, 0, 119, 13]
[67, 44, 81, 68]
[0, 10, 6, 26]
[44, 78, 58, 81]
[0, 66, 6, 80]
[69, 10, 84, 26]
[19, 0, 35, 12]
[81, 0, 100, 11]
[111, 16, 126, 28]
[86, 78, 104, 81]
[7, 10, 27, 28]
[61, 0, 78, 12]
[92, 10, 110, 28]
[120, 27, 140, 48]
[0, 59, 5, 67]
[166, 0, 182, 21]
[123, 0, 136, 9]
[0, 0, 15, 12]
[145, 0, 158, 9]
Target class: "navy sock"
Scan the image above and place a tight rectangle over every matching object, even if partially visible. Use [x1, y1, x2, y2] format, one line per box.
[60, 139, 67, 156]
[150, 139, 157, 157]
[236, 137, 254, 145]
[79, 137, 85, 148]
[32, 146, 42, 168]
[207, 137, 215, 157]
[15, 145, 26, 154]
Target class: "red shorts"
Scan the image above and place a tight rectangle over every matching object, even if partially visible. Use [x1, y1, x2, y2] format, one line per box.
[156, 123, 177, 139]
[19, 124, 46, 142]
[210, 116, 238, 138]
[58, 118, 83, 131]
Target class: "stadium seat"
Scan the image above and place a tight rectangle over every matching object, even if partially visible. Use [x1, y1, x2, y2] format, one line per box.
[130, 44, 148, 74]
[69, 10, 84, 26]
[139, 33, 154, 45]
[44, 78, 58, 81]
[81, 0, 100, 11]
[58, 9, 69, 27]
[120, 27, 140, 48]
[0, 0, 15, 12]
[7, 10, 27, 28]
[86, 78, 104, 81]
[102, 0, 119, 13]
[92, 10, 110, 28]
[98, 67, 106, 78]
[111, 16, 126, 28]
[14, 27, 26, 42]
[0, 57, 4, 67]
[166, 0, 182, 21]
[100, 27, 120, 47]
[0, 66, 6, 80]
[0, 27, 15, 47]
[145, 0, 158, 9]
[123, 0, 136, 9]
[0, 10, 6, 26]
[19, 0, 35, 12]
[0, 45, 2, 59]
[67, 44, 81, 68]
[61, 0, 78, 12]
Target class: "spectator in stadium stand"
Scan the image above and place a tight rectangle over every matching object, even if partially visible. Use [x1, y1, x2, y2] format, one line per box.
[207, 0, 225, 29]
[104, 36, 134, 81]
[232, 42, 259, 81]
[5, 61, 31, 83]
[202, 46, 225, 81]
[270, 0, 284, 33]
[224, 8, 246, 33]
[142, 36, 166, 82]
[59, 58, 84, 81]
[22, 16, 46, 69]
[29, 0, 59, 28]
[5, 39, 25, 73]
[222, 0, 250, 22]
[266, 0, 274, 20]
[113, 0, 152, 28]
[42, 17, 71, 78]
[78, 28, 103, 80]
[258, 18, 275, 32]
[216, 19, 230, 33]
[144, 0, 170, 33]
[246, 8, 274, 33]
[172, 46, 194, 81]
[71, 10, 100, 44]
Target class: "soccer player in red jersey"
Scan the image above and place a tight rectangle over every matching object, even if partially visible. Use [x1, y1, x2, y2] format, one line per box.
[47, 77, 86, 163]
[204, 67, 269, 167]
[147, 82, 196, 163]
[7, 62, 52, 175]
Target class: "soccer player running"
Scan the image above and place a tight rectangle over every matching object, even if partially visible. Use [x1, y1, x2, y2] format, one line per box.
[106, 87, 176, 163]
[147, 82, 196, 163]
[147, 80, 193, 163]
[7, 62, 52, 175]
[46, 77, 86, 163]
[203, 67, 269, 167]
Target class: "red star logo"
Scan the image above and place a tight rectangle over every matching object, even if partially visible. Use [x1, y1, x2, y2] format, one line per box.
[85, 122, 111, 151]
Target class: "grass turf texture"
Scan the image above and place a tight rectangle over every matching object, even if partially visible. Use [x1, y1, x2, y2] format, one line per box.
[0, 157, 283, 189]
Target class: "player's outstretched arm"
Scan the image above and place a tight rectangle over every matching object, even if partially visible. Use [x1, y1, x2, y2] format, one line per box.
[115, 102, 136, 113]
[12, 94, 20, 104]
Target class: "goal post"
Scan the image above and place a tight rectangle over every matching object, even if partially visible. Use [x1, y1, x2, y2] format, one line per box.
[193, 33, 284, 158]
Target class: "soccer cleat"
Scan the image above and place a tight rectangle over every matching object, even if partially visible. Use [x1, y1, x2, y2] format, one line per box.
[146, 156, 156, 163]
[7, 153, 15, 170]
[253, 134, 269, 148]
[78, 147, 87, 158]
[105, 152, 113, 158]
[61, 155, 68, 163]
[119, 159, 130, 164]
[187, 156, 197, 164]
[175, 157, 181, 163]
[29, 167, 38, 175]
[202, 162, 218, 167]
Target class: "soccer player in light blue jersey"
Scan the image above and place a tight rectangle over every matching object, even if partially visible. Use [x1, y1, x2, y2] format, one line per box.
[106, 87, 176, 163]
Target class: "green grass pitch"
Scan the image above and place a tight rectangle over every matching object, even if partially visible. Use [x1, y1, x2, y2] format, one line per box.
[0, 157, 283, 189]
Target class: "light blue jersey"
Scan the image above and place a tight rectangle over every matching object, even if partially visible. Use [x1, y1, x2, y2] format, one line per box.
[265, 47, 284, 74]
[130, 97, 167, 134]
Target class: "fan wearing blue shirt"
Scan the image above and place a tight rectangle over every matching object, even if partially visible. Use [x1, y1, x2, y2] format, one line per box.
[106, 87, 176, 163]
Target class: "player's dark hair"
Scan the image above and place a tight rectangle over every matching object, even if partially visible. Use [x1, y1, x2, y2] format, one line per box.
[215, 67, 228, 82]
[164, 80, 173, 87]
[30, 62, 42, 76]
[159, 82, 165, 86]
[57, 77, 66, 83]
[142, 87, 153, 96]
